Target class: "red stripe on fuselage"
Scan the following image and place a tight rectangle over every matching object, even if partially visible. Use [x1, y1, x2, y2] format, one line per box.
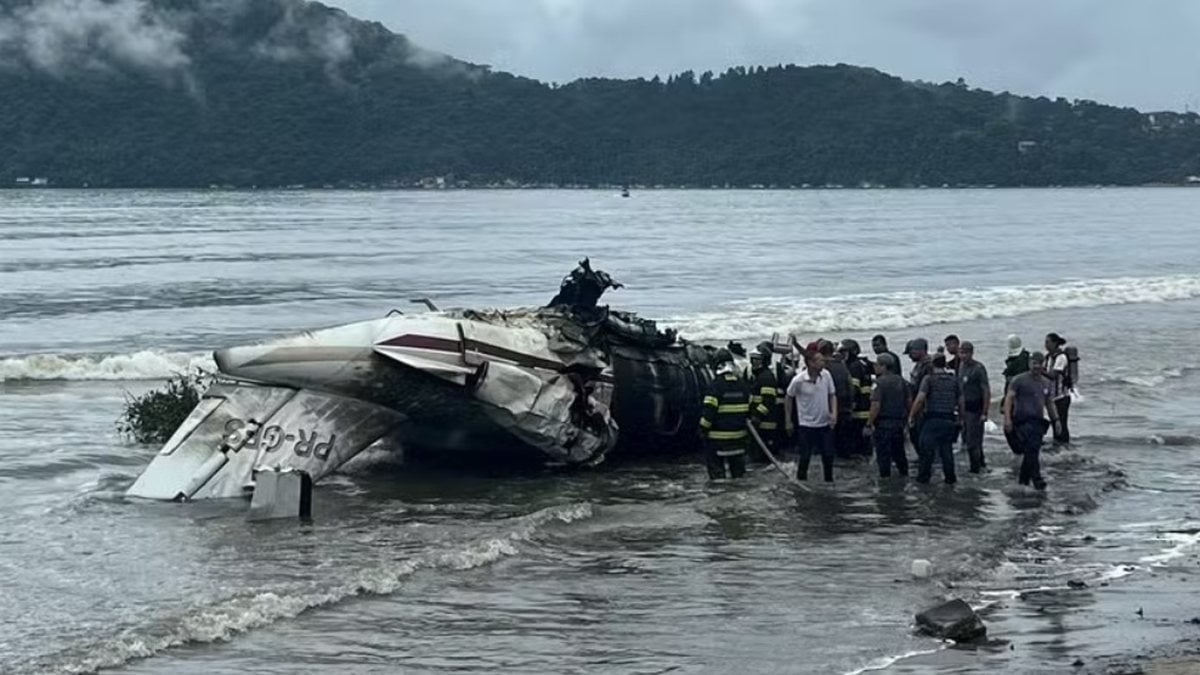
[378, 334, 568, 372]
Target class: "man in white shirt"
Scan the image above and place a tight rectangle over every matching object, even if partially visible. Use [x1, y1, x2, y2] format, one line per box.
[785, 350, 839, 482]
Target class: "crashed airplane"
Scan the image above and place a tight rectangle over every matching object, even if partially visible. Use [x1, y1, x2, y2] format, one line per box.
[127, 260, 735, 502]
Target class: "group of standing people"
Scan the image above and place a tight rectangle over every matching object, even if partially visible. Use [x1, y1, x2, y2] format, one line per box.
[698, 331, 1079, 491]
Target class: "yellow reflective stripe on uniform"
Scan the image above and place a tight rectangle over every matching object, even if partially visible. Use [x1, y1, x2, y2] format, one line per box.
[749, 395, 763, 405]
[850, 377, 861, 388]
[708, 430, 748, 441]
[758, 386, 778, 397]
[699, 418, 712, 429]
[758, 421, 779, 430]
[858, 385, 872, 394]
[853, 410, 870, 420]
[703, 396, 720, 407]
[755, 404, 770, 417]
[716, 448, 745, 457]
[717, 403, 750, 414]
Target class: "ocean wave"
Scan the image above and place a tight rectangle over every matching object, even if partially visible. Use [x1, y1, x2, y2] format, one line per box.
[1095, 367, 1188, 389]
[1138, 528, 1200, 567]
[664, 274, 1200, 340]
[1075, 433, 1200, 448]
[843, 647, 944, 675]
[0, 350, 213, 382]
[36, 502, 594, 675]
[9, 273, 1200, 381]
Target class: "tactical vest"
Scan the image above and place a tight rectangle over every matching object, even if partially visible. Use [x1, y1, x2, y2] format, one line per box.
[925, 371, 960, 419]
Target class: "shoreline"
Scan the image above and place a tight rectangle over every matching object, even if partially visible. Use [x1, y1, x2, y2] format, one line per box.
[3, 184, 1200, 192]
[876, 514, 1200, 674]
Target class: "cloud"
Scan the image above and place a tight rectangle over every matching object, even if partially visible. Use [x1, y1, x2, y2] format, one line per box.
[0, 0, 190, 77]
[252, 2, 354, 69]
[328, 0, 1200, 111]
[0, 0, 367, 85]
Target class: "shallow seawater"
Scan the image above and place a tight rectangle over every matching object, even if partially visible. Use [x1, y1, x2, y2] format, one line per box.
[3, 188, 1200, 674]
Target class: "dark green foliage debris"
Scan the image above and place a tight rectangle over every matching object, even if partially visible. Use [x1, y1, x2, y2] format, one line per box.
[118, 370, 210, 445]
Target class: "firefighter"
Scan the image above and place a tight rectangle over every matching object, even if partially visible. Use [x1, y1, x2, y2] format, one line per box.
[774, 344, 797, 457]
[747, 342, 779, 460]
[700, 348, 752, 480]
[840, 339, 874, 458]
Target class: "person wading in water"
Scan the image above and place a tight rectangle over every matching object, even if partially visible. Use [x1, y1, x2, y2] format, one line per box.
[1004, 351, 1061, 491]
[786, 349, 838, 482]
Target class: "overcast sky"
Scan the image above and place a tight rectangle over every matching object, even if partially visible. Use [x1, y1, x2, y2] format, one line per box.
[329, 0, 1200, 112]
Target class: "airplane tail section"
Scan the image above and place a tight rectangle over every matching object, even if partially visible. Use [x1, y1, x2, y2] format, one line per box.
[125, 381, 405, 501]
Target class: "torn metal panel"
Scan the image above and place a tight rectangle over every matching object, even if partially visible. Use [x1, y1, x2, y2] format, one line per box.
[473, 361, 617, 465]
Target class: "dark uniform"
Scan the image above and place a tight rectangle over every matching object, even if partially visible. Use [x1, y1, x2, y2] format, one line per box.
[907, 352, 934, 451]
[774, 357, 796, 455]
[1003, 347, 1032, 454]
[748, 361, 779, 459]
[916, 367, 962, 484]
[845, 354, 874, 458]
[870, 371, 911, 477]
[1007, 368, 1053, 489]
[825, 355, 855, 458]
[700, 362, 752, 480]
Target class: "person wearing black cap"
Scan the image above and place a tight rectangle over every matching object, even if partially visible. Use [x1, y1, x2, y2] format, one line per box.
[904, 337, 933, 449]
[1004, 351, 1061, 490]
[904, 338, 933, 390]
[866, 353, 911, 478]
[909, 353, 964, 484]
[958, 341, 990, 473]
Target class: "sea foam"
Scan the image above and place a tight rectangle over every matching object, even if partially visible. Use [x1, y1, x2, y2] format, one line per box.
[0, 350, 214, 382]
[30, 502, 595, 675]
[666, 273, 1200, 340]
[8, 273, 1200, 381]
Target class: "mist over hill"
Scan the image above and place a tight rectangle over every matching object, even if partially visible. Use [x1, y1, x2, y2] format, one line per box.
[2, 0, 1199, 188]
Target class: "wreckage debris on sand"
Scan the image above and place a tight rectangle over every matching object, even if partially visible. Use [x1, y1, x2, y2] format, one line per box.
[915, 599, 988, 643]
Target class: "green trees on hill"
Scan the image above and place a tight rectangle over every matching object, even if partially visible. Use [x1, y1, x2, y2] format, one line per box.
[1, 0, 1198, 188]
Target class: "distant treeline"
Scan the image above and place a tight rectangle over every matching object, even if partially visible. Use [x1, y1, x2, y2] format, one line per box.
[2, 0, 1199, 189]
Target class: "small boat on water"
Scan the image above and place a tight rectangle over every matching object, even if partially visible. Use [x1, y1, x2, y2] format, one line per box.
[621, 187, 630, 198]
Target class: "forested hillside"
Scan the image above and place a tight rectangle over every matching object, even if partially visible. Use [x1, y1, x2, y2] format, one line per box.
[2, 0, 1199, 188]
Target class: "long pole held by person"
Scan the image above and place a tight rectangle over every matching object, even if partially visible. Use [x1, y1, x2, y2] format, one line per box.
[747, 421, 813, 493]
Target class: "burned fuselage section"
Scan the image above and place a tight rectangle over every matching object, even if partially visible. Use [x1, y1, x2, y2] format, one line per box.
[125, 260, 723, 501]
